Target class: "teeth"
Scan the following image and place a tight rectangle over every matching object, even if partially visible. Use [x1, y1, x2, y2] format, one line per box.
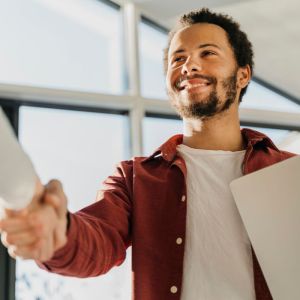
[186, 83, 208, 88]
[175, 80, 210, 90]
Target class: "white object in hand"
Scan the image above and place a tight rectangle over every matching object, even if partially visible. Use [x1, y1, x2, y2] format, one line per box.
[0, 107, 37, 210]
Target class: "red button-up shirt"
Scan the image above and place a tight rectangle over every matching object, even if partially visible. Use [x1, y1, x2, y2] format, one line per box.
[39, 128, 296, 300]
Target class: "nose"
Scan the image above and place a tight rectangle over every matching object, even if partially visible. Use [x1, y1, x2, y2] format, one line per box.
[181, 56, 202, 76]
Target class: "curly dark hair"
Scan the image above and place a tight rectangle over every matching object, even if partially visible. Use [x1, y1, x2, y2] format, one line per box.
[163, 8, 254, 102]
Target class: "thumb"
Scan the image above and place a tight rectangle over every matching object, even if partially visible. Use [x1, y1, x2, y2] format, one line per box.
[45, 179, 64, 197]
[44, 180, 67, 219]
[2, 208, 26, 218]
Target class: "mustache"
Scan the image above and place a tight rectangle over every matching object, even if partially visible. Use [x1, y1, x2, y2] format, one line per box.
[175, 74, 217, 88]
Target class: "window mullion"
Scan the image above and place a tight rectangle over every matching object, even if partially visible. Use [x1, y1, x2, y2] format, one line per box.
[123, 2, 144, 156]
[0, 103, 18, 300]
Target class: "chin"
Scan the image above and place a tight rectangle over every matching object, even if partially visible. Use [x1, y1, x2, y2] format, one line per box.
[180, 93, 210, 105]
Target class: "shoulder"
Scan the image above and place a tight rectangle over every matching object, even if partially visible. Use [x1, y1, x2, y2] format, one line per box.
[278, 149, 298, 160]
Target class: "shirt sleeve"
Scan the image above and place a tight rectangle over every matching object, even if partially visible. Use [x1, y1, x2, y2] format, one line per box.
[36, 160, 133, 277]
[0, 107, 37, 210]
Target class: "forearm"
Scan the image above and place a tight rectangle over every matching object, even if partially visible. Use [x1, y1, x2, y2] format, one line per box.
[37, 208, 128, 278]
[0, 107, 37, 210]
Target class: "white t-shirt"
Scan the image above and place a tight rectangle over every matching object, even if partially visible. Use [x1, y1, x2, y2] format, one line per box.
[177, 144, 255, 300]
[0, 107, 36, 210]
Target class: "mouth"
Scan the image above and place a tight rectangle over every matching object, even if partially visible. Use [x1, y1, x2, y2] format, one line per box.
[176, 78, 212, 92]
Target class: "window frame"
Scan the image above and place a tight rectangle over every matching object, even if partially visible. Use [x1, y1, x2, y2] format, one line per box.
[0, 101, 19, 300]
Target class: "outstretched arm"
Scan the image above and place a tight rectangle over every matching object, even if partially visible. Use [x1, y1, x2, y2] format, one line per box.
[0, 161, 132, 277]
[0, 107, 37, 211]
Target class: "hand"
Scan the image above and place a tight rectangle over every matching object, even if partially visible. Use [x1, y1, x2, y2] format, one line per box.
[0, 179, 68, 262]
[0, 177, 44, 220]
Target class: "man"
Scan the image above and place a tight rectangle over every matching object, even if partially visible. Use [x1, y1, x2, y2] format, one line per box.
[0, 8, 296, 300]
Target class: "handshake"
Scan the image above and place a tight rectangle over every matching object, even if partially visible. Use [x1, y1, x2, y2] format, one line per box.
[0, 179, 68, 262]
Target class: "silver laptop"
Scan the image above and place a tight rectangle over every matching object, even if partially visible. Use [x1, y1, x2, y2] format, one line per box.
[230, 156, 300, 300]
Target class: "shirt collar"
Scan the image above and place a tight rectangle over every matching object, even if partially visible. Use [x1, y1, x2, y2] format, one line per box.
[142, 128, 280, 163]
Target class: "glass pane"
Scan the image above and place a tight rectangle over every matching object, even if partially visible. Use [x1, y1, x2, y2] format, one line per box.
[241, 81, 300, 112]
[0, 0, 122, 94]
[278, 131, 300, 154]
[143, 117, 182, 156]
[16, 106, 131, 300]
[139, 21, 168, 100]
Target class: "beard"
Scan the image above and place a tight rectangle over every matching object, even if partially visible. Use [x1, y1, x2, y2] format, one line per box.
[169, 70, 238, 120]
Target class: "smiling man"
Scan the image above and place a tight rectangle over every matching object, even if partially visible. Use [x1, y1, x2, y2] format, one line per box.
[167, 24, 247, 121]
[0, 8, 297, 300]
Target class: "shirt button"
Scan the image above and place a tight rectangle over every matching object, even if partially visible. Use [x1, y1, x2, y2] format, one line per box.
[181, 195, 186, 202]
[176, 237, 183, 245]
[170, 286, 178, 294]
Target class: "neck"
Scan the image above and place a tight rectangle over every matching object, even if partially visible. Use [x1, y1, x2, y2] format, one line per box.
[182, 109, 245, 151]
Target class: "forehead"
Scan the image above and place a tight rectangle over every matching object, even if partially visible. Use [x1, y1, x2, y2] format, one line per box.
[168, 23, 232, 56]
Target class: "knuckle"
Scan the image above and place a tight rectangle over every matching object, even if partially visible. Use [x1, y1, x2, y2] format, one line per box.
[49, 179, 62, 189]
[8, 246, 17, 259]
[1, 239, 9, 248]
[1, 232, 11, 247]
[5, 235, 14, 245]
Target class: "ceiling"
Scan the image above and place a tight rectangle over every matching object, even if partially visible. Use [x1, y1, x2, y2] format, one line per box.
[115, 0, 300, 103]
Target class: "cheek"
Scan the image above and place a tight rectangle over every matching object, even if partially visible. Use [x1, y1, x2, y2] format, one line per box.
[165, 72, 174, 91]
[214, 81, 226, 96]
[166, 68, 180, 90]
[214, 79, 232, 98]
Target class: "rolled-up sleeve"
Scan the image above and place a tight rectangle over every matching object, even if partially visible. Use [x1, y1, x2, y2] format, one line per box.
[37, 160, 133, 277]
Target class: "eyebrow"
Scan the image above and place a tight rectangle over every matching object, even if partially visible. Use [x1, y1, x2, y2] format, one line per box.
[171, 43, 221, 56]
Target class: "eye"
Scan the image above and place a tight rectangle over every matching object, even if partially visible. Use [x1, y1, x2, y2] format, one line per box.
[202, 50, 216, 57]
[173, 56, 185, 63]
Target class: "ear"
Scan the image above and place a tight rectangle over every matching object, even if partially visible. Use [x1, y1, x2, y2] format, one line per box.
[237, 65, 251, 89]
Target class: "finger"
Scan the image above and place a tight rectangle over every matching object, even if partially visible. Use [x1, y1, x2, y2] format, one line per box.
[46, 179, 64, 196]
[12, 240, 43, 260]
[44, 194, 66, 220]
[44, 194, 61, 213]
[28, 204, 58, 234]
[27, 236, 53, 262]
[4, 229, 41, 247]
[1, 231, 9, 248]
[3, 208, 25, 218]
[0, 218, 32, 234]
[7, 245, 17, 259]
[0, 204, 57, 236]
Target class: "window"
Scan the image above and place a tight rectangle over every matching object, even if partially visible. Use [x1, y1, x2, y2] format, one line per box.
[279, 131, 300, 154]
[241, 81, 300, 112]
[16, 106, 131, 300]
[0, 0, 122, 94]
[139, 20, 168, 99]
[143, 116, 182, 156]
